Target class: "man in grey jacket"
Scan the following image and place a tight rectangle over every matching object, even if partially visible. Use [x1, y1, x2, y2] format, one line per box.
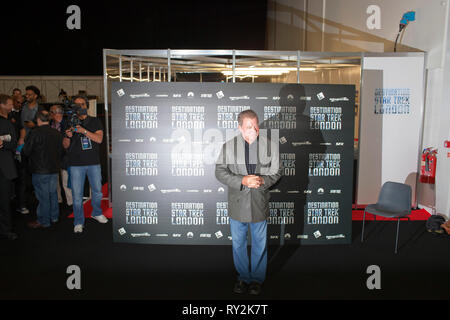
[215, 109, 281, 295]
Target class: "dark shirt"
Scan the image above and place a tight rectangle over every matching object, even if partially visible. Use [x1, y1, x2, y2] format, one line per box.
[50, 118, 68, 134]
[245, 140, 256, 175]
[50, 118, 69, 169]
[240, 138, 258, 191]
[8, 109, 22, 138]
[0, 116, 18, 180]
[22, 124, 63, 174]
[66, 116, 103, 166]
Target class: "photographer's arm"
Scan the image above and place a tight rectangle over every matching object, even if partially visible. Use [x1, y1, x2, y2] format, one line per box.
[76, 126, 103, 144]
[87, 130, 103, 144]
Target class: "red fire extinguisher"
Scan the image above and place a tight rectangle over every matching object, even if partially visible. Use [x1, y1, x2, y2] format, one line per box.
[420, 148, 437, 184]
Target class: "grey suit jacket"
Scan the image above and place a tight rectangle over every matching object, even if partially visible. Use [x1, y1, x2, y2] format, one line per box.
[215, 134, 282, 223]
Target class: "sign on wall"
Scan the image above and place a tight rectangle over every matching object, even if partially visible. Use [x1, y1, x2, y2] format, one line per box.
[358, 55, 425, 206]
[111, 82, 354, 245]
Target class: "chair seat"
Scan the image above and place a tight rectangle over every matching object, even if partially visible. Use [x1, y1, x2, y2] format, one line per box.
[361, 181, 412, 253]
[365, 204, 410, 218]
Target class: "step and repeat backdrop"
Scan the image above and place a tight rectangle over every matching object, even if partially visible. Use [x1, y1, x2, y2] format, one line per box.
[111, 82, 354, 245]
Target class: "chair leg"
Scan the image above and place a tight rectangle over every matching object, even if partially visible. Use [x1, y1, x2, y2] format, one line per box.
[395, 217, 400, 254]
[361, 209, 366, 242]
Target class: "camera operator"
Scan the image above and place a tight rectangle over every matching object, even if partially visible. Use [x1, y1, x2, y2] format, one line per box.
[0, 94, 18, 240]
[63, 95, 108, 233]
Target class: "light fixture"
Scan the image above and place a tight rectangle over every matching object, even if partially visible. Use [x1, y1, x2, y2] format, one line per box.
[108, 75, 161, 82]
[221, 67, 315, 76]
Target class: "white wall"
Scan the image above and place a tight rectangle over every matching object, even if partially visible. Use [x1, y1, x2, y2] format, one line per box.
[267, 0, 450, 216]
[435, 28, 450, 217]
[267, 0, 448, 68]
[0, 76, 104, 103]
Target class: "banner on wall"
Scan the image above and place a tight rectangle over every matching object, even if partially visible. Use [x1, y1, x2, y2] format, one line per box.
[357, 54, 425, 206]
[111, 82, 355, 245]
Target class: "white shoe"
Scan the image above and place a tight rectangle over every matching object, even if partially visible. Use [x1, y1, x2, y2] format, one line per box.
[74, 224, 83, 233]
[92, 214, 108, 223]
[16, 207, 29, 215]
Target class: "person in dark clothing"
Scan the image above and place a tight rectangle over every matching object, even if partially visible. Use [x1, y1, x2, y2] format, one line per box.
[63, 95, 107, 233]
[17, 85, 42, 215]
[9, 94, 23, 137]
[9, 95, 24, 204]
[50, 104, 72, 208]
[23, 110, 63, 228]
[0, 94, 18, 240]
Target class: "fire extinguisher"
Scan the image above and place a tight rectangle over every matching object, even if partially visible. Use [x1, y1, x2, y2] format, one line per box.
[420, 148, 437, 184]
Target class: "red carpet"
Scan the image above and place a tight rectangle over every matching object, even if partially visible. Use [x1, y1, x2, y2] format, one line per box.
[351, 207, 431, 221]
[68, 183, 112, 219]
[67, 183, 431, 221]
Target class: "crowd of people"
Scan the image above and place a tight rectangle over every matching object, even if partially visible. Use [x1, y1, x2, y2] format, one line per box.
[0, 86, 108, 240]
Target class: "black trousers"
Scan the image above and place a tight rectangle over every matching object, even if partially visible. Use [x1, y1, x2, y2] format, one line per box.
[0, 170, 13, 235]
[15, 157, 32, 209]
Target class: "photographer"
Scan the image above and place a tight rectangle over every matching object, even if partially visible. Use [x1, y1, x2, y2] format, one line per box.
[63, 96, 108, 233]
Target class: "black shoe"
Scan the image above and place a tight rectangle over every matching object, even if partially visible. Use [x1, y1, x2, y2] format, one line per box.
[27, 221, 50, 229]
[248, 282, 262, 296]
[233, 280, 248, 294]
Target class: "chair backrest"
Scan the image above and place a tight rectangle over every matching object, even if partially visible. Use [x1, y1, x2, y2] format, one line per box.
[376, 181, 412, 213]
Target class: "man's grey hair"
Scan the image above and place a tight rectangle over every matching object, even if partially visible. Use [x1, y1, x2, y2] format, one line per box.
[237, 109, 259, 126]
[50, 104, 64, 114]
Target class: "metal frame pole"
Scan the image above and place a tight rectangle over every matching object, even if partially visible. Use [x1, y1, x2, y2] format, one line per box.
[354, 52, 364, 209]
[232, 49, 236, 83]
[130, 59, 133, 82]
[103, 50, 112, 206]
[119, 55, 122, 82]
[168, 49, 171, 82]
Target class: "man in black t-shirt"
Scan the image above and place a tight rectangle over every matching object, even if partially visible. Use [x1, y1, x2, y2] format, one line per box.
[63, 96, 108, 233]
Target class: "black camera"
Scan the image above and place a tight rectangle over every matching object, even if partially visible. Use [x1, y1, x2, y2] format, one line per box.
[62, 98, 88, 132]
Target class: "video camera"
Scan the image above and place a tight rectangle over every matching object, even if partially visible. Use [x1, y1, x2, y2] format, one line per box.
[62, 97, 88, 131]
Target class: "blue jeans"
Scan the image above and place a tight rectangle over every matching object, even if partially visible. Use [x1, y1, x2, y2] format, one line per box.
[230, 218, 267, 284]
[32, 174, 59, 227]
[69, 165, 103, 226]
